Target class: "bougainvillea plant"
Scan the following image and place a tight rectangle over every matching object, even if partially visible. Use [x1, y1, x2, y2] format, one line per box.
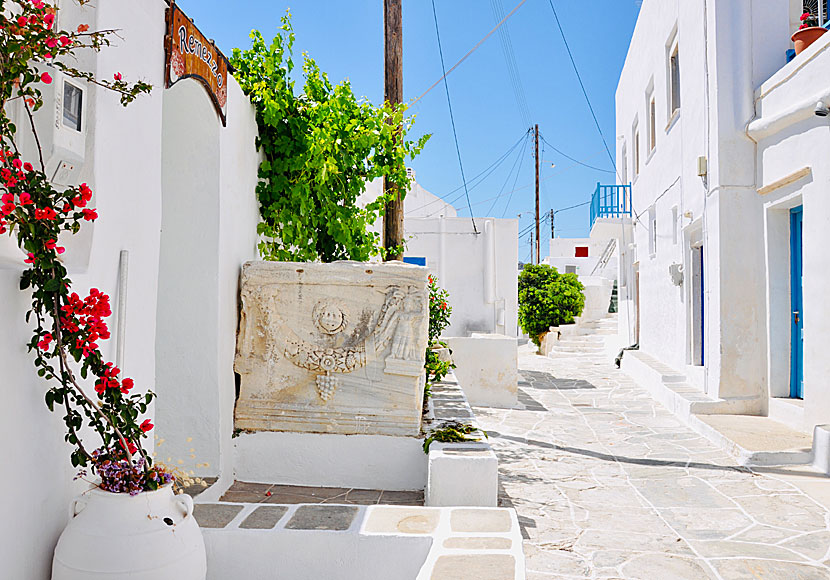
[424, 275, 455, 396]
[0, 0, 170, 494]
[800, 11, 819, 29]
[231, 13, 429, 263]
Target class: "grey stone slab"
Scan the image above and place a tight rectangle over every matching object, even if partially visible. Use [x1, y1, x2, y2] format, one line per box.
[239, 505, 289, 529]
[621, 554, 717, 580]
[430, 554, 515, 580]
[284, 505, 358, 531]
[193, 504, 244, 529]
[713, 559, 830, 579]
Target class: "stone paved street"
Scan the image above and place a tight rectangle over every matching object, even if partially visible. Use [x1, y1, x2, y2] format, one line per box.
[474, 344, 830, 579]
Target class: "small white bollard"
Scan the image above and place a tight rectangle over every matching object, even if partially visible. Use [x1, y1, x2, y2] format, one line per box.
[425, 442, 499, 507]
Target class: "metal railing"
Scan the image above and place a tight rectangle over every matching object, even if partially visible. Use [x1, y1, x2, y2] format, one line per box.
[590, 183, 632, 230]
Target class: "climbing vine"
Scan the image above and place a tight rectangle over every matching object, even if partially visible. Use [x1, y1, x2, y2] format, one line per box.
[231, 13, 429, 263]
[0, 0, 167, 492]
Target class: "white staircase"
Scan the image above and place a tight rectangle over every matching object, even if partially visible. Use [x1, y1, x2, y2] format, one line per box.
[548, 314, 618, 356]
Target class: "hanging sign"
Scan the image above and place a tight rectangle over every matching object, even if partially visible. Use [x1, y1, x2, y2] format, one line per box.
[165, 2, 229, 125]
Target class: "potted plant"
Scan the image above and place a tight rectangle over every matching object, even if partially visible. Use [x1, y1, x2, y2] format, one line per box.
[792, 11, 827, 55]
[0, 2, 205, 578]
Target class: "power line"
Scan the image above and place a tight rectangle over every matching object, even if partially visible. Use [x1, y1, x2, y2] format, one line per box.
[490, 0, 532, 128]
[414, 0, 528, 106]
[500, 134, 531, 218]
[539, 133, 616, 174]
[485, 131, 530, 216]
[546, 0, 621, 183]
[406, 130, 529, 216]
[431, 0, 477, 232]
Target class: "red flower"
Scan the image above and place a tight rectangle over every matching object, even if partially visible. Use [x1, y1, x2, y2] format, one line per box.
[40, 72, 52, 84]
[45, 37, 57, 48]
[12, 158, 22, 170]
[23, 162, 33, 172]
[82, 208, 97, 221]
[94, 380, 107, 394]
[43, 13, 55, 28]
[2, 202, 16, 215]
[34, 207, 57, 220]
[79, 183, 93, 201]
[802, 12, 811, 21]
[113, 72, 122, 81]
[59, 35, 70, 46]
[77, 24, 89, 33]
[18, 193, 33, 205]
[38, 333, 53, 350]
[16, 16, 27, 27]
[120, 378, 134, 394]
[24, 253, 35, 264]
[140, 419, 153, 433]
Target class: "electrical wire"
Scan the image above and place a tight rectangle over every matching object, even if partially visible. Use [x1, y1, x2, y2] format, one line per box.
[485, 131, 530, 216]
[414, 0, 528, 106]
[539, 134, 616, 174]
[405, 130, 529, 216]
[490, 0, 532, 128]
[546, 0, 621, 183]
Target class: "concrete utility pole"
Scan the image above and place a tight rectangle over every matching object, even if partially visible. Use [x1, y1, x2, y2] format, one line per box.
[534, 124, 540, 264]
[383, 0, 404, 261]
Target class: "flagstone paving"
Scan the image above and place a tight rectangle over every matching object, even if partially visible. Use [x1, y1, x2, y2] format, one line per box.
[473, 344, 830, 579]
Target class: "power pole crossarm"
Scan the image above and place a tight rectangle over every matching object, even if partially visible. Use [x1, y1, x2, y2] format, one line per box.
[383, 0, 404, 261]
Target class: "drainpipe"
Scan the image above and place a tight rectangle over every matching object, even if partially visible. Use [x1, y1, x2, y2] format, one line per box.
[438, 215, 446, 284]
[115, 249, 129, 375]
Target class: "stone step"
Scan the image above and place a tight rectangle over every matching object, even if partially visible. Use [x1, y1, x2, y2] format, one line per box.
[694, 415, 814, 467]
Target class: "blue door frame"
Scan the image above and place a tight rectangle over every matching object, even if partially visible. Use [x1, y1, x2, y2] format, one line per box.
[790, 206, 804, 399]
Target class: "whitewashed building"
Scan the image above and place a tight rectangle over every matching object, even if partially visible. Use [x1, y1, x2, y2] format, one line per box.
[1, 2, 261, 577]
[363, 174, 519, 337]
[617, 0, 830, 458]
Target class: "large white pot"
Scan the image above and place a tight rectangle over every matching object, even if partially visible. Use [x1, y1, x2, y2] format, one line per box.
[52, 484, 206, 580]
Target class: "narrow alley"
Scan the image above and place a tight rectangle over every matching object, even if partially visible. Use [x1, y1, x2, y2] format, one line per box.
[476, 342, 830, 579]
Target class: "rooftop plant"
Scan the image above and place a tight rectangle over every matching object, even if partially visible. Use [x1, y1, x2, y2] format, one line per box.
[231, 13, 429, 263]
[0, 0, 169, 493]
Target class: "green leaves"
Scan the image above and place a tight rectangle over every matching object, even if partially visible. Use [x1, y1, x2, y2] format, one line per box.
[518, 265, 586, 346]
[231, 12, 429, 263]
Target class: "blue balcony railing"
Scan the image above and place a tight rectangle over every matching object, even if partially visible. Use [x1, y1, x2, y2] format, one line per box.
[590, 183, 632, 230]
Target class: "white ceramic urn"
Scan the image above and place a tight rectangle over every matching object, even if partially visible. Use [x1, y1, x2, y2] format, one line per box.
[52, 484, 206, 580]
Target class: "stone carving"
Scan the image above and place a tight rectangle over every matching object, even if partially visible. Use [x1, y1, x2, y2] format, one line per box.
[234, 261, 429, 436]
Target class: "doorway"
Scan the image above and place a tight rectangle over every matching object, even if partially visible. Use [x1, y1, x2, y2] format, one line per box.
[790, 206, 803, 399]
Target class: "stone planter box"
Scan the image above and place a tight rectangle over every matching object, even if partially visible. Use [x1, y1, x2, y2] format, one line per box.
[234, 261, 429, 437]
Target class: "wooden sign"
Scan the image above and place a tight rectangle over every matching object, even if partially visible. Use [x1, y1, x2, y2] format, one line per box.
[165, 2, 229, 125]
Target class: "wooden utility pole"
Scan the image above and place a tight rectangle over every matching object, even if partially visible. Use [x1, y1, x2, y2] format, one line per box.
[534, 124, 540, 264]
[383, 0, 404, 261]
[550, 208, 554, 239]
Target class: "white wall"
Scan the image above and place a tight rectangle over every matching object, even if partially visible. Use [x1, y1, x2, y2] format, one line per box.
[361, 173, 457, 219]
[155, 73, 260, 477]
[404, 217, 519, 337]
[0, 2, 167, 578]
[546, 236, 618, 280]
[615, 0, 790, 402]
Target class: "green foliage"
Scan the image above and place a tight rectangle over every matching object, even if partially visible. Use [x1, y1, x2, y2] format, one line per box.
[422, 421, 484, 453]
[424, 275, 454, 393]
[231, 13, 429, 263]
[518, 264, 585, 346]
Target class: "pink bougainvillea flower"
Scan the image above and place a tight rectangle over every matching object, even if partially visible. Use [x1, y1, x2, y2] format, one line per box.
[45, 37, 57, 48]
[44, 239, 57, 250]
[1, 193, 13, 204]
[23, 162, 33, 172]
[40, 72, 52, 84]
[59, 35, 70, 46]
[1, 202, 16, 215]
[120, 377, 134, 394]
[24, 253, 35, 264]
[16, 16, 27, 27]
[82, 208, 98, 221]
[38, 333, 53, 351]
[18, 193, 33, 205]
[113, 72, 122, 81]
[12, 158, 22, 169]
[140, 419, 154, 433]
[79, 183, 93, 201]
[34, 207, 57, 220]
[43, 13, 54, 28]
[802, 12, 811, 20]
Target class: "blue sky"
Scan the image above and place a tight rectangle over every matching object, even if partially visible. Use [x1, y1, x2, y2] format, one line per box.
[176, 0, 640, 262]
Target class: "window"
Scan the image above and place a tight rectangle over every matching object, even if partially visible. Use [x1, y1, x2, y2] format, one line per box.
[63, 82, 83, 132]
[565, 265, 577, 274]
[633, 124, 640, 177]
[575, 246, 589, 258]
[648, 207, 657, 256]
[669, 43, 680, 116]
[621, 143, 628, 184]
[646, 86, 656, 154]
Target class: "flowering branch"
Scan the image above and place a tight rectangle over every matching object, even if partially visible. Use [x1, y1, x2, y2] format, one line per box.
[1, 0, 164, 493]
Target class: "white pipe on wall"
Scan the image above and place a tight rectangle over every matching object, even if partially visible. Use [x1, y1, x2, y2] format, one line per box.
[116, 249, 129, 374]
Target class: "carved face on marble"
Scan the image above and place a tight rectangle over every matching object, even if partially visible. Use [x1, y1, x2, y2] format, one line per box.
[313, 300, 348, 335]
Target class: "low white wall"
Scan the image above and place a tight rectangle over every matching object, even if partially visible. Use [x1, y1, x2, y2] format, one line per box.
[233, 432, 428, 491]
[579, 277, 614, 322]
[426, 442, 498, 507]
[406, 217, 519, 337]
[445, 335, 518, 408]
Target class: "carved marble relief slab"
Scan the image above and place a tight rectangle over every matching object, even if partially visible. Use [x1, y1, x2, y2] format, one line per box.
[234, 261, 429, 437]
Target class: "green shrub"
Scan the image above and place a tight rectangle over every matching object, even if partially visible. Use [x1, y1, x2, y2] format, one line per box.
[518, 264, 585, 346]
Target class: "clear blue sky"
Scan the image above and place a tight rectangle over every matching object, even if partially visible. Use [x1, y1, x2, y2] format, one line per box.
[176, 0, 641, 262]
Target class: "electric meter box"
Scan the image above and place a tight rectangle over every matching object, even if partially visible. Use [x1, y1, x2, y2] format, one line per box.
[11, 65, 87, 187]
